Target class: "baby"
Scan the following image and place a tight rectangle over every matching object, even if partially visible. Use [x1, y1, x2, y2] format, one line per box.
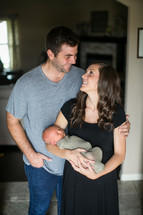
[42, 125, 104, 173]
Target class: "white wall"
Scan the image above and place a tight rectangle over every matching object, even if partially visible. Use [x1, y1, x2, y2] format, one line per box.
[117, 0, 143, 181]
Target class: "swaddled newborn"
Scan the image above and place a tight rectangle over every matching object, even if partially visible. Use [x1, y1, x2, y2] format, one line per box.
[42, 125, 104, 173]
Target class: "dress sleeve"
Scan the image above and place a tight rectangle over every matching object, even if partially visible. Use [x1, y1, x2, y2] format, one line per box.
[61, 98, 76, 122]
[113, 104, 126, 128]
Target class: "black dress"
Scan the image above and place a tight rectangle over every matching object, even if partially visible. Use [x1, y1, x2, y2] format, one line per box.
[61, 99, 126, 215]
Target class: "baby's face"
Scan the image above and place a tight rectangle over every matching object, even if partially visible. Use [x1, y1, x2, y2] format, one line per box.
[49, 126, 65, 145]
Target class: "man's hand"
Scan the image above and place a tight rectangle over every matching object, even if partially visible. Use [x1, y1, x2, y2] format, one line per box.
[118, 115, 130, 138]
[28, 152, 52, 168]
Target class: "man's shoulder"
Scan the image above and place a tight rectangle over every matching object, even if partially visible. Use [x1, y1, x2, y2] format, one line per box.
[20, 65, 41, 79]
[15, 65, 41, 86]
[70, 65, 85, 74]
[67, 65, 85, 82]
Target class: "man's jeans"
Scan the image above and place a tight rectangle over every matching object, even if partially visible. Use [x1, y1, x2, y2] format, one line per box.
[24, 164, 63, 215]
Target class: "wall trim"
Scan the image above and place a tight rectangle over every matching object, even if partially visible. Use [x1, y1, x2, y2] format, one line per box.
[120, 174, 143, 181]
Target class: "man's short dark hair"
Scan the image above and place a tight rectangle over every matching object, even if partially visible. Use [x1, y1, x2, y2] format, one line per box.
[45, 26, 80, 56]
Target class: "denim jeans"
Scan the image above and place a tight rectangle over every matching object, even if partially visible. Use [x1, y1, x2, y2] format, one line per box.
[24, 164, 63, 215]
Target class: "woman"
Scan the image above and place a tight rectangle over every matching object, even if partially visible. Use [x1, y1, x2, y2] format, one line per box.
[46, 62, 126, 215]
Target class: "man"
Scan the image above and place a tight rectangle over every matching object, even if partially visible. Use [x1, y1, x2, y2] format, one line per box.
[6, 26, 130, 215]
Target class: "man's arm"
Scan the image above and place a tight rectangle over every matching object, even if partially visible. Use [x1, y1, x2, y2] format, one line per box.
[6, 112, 51, 167]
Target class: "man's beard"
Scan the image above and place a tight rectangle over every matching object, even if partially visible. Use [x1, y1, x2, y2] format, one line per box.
[51, 59, 71, 73]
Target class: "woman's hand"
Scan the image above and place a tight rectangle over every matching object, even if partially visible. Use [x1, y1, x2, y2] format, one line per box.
[67, 148, 95, 168]
[69, 157, 97, 180]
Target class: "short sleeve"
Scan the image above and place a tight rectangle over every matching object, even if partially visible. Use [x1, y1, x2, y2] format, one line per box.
[61, 98, 77, 122]
[113, 104, 126, 128]
[6, 79, 27, 119]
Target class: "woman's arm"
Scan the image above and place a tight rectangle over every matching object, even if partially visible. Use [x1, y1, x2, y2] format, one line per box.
[70, 126, 126, 180]
[45, 111, 69, 159]
[54, 111, 68, 130]
[46, 111, 94, 166]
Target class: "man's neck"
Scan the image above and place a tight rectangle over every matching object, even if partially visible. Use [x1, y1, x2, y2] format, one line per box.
[41, 61, 65, 83]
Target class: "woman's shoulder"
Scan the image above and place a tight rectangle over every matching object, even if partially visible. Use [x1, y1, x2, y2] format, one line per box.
[63, 98, 77, 107]
[113, 103, 126, 128]
[115, 103, 124, 112]
[61, 98, 77, 120]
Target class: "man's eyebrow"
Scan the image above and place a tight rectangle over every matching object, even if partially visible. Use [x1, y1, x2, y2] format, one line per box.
[65, 54, 73, 56]
[65, 53, 78, 57]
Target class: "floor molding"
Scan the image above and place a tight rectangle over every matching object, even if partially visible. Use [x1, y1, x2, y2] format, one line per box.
[120, 173, 143, 181]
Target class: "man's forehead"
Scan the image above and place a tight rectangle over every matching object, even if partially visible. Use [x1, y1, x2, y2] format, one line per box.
[60, 44, 78, 52]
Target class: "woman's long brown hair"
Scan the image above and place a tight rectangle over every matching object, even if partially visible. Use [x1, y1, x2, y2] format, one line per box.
[70, 62, 122, 131]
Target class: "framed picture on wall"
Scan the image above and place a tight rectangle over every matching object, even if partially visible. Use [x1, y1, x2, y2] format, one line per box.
[137, 28, 143, 58]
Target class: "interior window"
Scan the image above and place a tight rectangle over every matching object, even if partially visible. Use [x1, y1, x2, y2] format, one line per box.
[0, 17, 20, 72]
[0, 20, 10, 69]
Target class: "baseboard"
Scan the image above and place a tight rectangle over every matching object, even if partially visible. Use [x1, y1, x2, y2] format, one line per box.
[120, 173, 143, 181]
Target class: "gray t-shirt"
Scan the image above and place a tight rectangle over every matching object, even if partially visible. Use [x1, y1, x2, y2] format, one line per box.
[6, 65, 84, 175]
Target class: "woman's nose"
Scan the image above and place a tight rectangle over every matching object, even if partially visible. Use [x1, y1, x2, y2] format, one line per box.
[82, 73, 87, 79]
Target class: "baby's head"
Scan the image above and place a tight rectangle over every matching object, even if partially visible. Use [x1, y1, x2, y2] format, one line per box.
[42, 125, 66, 145]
